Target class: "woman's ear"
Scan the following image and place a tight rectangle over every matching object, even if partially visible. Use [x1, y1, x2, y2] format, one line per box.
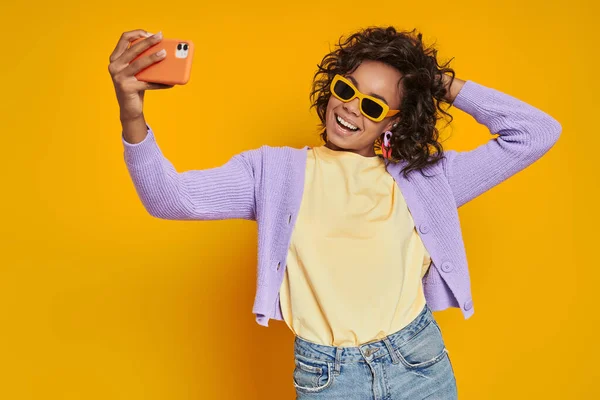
[383, 119, 399, 132]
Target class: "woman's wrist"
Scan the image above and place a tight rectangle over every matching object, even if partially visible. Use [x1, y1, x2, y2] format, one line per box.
[121, 115, 149, 145]
[441, 74, 466, 103]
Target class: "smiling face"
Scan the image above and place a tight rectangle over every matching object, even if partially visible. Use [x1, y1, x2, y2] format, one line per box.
[324, 60, 403, 157]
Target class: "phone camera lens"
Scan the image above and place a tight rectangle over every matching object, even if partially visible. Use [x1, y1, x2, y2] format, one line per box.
[183, 44, 188, 51]
[177, 44, 182, 50]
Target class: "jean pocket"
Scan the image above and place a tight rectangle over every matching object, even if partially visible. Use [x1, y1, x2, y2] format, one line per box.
[292, 355, 334, 393]
[394, 319, 448, 370]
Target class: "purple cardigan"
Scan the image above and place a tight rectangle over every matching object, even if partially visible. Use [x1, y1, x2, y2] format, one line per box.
[122, 80, 562, 327]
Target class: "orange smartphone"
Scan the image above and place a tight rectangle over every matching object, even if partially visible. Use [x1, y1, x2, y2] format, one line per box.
[130, 37, 195, 85]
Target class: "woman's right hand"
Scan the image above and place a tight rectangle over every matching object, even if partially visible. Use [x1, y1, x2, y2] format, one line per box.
[108, 29, 173, 122]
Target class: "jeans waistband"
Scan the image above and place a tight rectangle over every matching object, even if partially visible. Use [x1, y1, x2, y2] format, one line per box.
[293, 303, 434, 372]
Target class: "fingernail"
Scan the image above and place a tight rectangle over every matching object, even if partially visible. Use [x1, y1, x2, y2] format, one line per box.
[154, 31, 162, 39]
[156, 49, 166, 57]
[144, 31, 153, 37]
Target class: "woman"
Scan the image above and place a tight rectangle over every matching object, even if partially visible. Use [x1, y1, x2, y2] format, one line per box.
[108, 26, 561, 399]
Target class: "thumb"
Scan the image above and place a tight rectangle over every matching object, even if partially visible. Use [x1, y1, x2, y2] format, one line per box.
[144, 82, 175, 90]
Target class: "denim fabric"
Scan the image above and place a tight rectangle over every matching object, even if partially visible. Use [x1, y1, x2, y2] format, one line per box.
[292, 304, 458, 399]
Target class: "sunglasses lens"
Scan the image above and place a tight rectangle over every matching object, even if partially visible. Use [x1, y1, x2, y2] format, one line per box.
[333, 80, 355, 100]
[361, 98, 384, 119]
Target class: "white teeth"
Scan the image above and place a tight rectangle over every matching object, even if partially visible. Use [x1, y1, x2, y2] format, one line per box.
[336, 115, 358, 130]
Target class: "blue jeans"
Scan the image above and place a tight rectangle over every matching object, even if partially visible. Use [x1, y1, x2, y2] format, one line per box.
[292, 303, 458, 399]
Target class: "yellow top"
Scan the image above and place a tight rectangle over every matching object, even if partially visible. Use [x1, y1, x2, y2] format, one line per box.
[279, 144, 432, 347]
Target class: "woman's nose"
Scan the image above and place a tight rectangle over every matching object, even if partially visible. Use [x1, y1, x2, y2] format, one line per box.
[343, 97, 361, 116]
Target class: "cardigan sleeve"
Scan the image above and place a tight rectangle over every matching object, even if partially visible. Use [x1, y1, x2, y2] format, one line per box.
[444, 80, 562, 208]
[122, 125, 256, 221]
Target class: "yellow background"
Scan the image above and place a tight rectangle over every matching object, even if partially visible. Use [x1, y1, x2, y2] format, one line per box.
[1, 0, 597, 398]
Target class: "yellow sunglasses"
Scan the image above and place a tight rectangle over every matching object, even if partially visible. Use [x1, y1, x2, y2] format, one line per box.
[330, 74, 400, 122]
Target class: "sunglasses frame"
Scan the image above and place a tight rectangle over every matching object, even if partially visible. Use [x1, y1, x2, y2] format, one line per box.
[330, 74, 400, 122]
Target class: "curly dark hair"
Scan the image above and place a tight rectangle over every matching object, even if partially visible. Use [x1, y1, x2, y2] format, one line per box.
[310, 26, 456, 179]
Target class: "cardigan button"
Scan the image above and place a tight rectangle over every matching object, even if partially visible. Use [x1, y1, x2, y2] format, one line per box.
[276, 262, 281, 271]
[288, 214, 292, 224]
[441, 261, 453, 273]
[464, 299, 473, 311]
[419, 223, 430, 234]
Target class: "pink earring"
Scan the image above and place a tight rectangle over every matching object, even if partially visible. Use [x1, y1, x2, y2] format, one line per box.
[382, 130, 393, 159]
